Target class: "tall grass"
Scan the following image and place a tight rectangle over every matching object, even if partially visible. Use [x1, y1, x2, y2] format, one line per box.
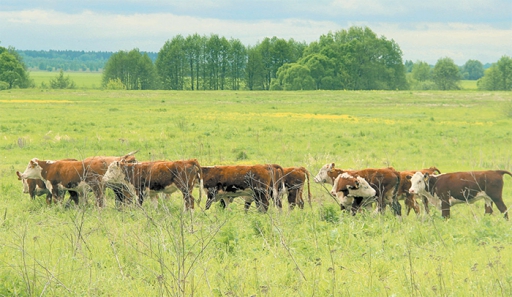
[0, 89, 511, 296]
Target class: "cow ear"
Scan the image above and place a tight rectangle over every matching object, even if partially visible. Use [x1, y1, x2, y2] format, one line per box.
[355, 180, 360, 188]
[16, 171, 22, 180]
[406, 175, 412, 180]
[423, 173, 430, 181]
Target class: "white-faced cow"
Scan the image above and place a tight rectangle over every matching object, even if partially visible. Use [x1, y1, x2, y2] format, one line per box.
[330, 172, 376, 214]
[19, 152, 138, 207]
[202, 165, 275, 213]
[102, 159, 203, 210]
[280, 167, 312, 210]
[314, 163, 401, 215]
[397, 167, 441, 215]
[408, 170, 511, 219]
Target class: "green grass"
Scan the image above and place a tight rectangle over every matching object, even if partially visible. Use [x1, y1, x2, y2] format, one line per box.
[0, 89, 511, 296]
[29, 71, 102, 89]
[460, 80, 478, 90]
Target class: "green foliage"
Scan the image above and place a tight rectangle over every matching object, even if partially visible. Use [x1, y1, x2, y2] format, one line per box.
[478, 56, 512, 91]
[102, 49, 157, 90]
[461, 59, 484, 80]
[104, 78, 126, 90]
[49, 69, 76, 89]
[0, 46, 32, 89]
[433, 57, 461, 90]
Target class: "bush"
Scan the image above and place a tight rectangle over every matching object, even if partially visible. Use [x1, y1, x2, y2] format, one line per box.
[49, 70, 76, 89]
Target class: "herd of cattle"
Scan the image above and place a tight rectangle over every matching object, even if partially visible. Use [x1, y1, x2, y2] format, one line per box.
[15, 151, 511, 219]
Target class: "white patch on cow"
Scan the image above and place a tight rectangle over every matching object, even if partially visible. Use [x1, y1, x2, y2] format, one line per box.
[347, 177, 376, 198]
[314, 163, 335, 184]
[449, 190, 491, 206]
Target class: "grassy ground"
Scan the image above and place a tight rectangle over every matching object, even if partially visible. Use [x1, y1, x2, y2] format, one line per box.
[0, 89, 511, 296]
[29, 71, 102, 89]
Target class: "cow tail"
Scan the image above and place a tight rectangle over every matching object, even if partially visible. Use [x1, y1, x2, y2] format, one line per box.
[195, 163, 204, 204]
[498, 170, 512, 178]
[305, 168, 312, 209]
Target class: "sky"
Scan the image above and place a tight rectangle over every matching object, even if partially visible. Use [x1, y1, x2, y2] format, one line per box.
[1, 0, 511, 65]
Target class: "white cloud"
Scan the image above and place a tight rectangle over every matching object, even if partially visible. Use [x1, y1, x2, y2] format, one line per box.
[1, 9, 510, 64]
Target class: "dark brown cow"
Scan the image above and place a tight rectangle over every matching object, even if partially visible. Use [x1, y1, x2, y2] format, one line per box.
[281, 167, 312, 210]
[408, 170, 511, 219]
[202, 165, 275, 212]
[19, 152, 138, 206]
[102, 159, 203, 210]
[314, 163, 401, 215]
[397, 167, 441, 215]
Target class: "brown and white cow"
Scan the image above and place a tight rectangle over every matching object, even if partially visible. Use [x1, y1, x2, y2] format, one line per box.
[202, 165, 275, 212]
[19, 152, 138, 207]
[280, 167, 312, 210]
[102, 159, 203, 210]
[314, 163, 401, 215]
[408, 170, 511, 219]
[330, 173, 377, 214]
[397, 167, 441, 215]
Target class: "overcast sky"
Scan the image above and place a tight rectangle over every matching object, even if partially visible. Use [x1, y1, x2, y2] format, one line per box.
[1, 0, 511, 64]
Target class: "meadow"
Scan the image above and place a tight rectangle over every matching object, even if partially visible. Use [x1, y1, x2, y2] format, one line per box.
[0, 88, 511, 296]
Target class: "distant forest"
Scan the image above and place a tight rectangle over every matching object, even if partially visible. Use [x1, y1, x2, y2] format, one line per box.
[17, 50, 157, 72]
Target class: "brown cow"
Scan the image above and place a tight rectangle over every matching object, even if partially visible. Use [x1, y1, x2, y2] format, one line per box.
[397, 167, 441, 215]
[314, 163, 401, 215]
[202, 165, 275, 212]
[19, 152, 138, 207]
[281, 167, 312, 210]
[102, 159, 203, 210]
[408, 170, 511, 219]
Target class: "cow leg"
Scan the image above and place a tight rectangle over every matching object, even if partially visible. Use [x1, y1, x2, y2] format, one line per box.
[405, 194, 420, 215]
[441, 199, 451, 219]
[490, 197, 508, 220]
[45, 192, 52, 205]
[391, 200, 402, 216]
[297, 188, 305, 209]
[182, 189, 194, 210]
[484, 201, 494, 215]
[288, 190, 296, 210]
[422, 196, 430, 214]
[68, 191, 79, 205]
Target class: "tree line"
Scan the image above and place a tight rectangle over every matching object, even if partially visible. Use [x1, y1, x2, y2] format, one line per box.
[2, 27, 512, 91]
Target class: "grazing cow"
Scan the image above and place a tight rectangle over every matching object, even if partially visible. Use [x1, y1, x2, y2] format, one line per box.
[314, 163, 401, 215]
[408, 170, 511, 219]
[281, 167, 312, 210]
[202, 165, 275, 212]
[397, 167, 441, 215]
[102, 159, 203, 210]
[330, 173, 376, 214]
[19, 152, 138, 207]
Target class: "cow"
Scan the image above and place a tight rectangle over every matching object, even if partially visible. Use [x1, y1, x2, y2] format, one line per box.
[16, 170, 86, 205]
[314, 163, 401, 215]
[330, 172, 376, 214]
[280, 167, 312, 210]
[19, 151, 138, 207]
[102, 159, 203, 210]
[397, 167, 441, 215]
[408, 170, 511, 219]
[202, 165, 275, 213]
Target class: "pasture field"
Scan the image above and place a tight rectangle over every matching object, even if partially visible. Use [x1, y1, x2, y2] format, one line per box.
[0, 89, 511, 296]
[29, 71, 102, 89]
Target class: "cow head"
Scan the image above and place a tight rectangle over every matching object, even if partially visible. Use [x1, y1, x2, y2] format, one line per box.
[407, 172, 429, 195]
[20, 158, 44, 180]
[314, 162, 335, 184]
[102, 161, 126, 185]
[16, 171, 30, 193]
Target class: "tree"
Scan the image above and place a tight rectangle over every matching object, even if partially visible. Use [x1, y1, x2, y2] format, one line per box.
[461, 60, 484, 80]
[103, 49, 157, 90]
[477, 56, 512, 91]
[411, 61, 431, 82]
[245, 46, 265, 90]
[0, 46, 32, 89]
[156, 36, 186, 90]
[432, 57, 460, 90]
[271, 63, 315, 90]
[49, 69, 76, 89]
